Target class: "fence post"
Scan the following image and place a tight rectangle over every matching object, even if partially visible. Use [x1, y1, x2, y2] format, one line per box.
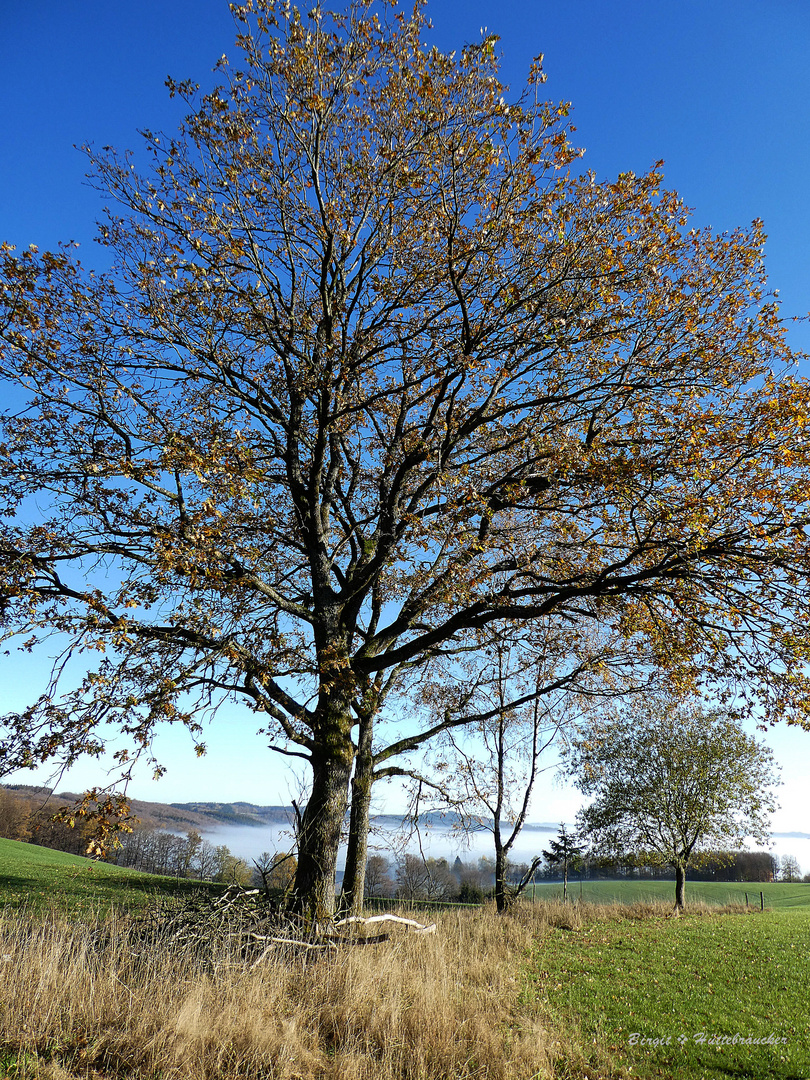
[760, 891, 764, 912]
[745, 892, 748, 907]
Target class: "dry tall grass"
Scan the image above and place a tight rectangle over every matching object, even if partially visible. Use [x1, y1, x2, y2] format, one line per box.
[0, 903, 568, 1080]
[0, 898, 744, 1079]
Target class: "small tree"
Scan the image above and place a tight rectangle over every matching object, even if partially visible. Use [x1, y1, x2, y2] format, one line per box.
[415, 621, 642, 912]
[253, 850, 297, 898]
[780, 855, 801, 883]
[567, 698, 780, 910]
[396, 854, 432, 902]
[214, 845, 253, 885]
[395, 854, 456, 902]
[363, 854, 395, 899]
[542, 824, 585, 902]
[194, 838, 224, 882]
[180, 830, 204, 878]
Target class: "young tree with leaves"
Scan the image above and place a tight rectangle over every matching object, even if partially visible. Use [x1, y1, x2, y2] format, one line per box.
[3, 1, 810, 919]
[779, 854, 801, 883]
[542, 824, 585, 902]
[567, 698, 780, 909]
[253, 849, 297, 897]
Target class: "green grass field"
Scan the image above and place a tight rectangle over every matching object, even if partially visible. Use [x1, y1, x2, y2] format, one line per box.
[531, 904, 810, 1079]
[527, 876, 810, 909]
[0, 835, 219, 911]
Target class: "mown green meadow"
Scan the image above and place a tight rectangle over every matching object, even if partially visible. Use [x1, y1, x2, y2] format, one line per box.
[531, 903, 810, 1079]
[526, 876, 810, 909]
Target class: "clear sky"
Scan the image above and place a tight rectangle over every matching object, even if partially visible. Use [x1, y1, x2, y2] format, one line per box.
[1, 1, 809, 829]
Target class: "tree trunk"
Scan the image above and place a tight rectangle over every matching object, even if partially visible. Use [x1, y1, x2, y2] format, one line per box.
[292, 712, 355, 923]
[341, 723, 373, 915]
[494, 839, 509, 913]
[674, 863, 686, 910]
[563, 860, 568, 903]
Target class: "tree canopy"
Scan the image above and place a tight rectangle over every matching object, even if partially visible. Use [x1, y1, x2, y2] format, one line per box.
[568, 698, 780, 907]
[2, 0, 810, 918]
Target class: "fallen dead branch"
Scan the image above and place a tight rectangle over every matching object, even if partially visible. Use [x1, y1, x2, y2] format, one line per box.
[335, 913, 437, 934]
[127, 885, 315, 963]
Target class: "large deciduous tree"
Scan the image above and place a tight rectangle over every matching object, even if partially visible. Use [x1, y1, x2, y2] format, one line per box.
[2, 0, 810, 919]
[568, 698, 780, 909]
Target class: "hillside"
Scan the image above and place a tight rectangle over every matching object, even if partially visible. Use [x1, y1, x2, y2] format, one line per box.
[4, 785, 532, 833]
[3, 785, 291, 831]
[168, 800, 295, 826]
[0, 835, 219, 911]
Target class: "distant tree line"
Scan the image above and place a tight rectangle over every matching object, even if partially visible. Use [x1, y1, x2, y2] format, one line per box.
[364, 854, 521, 904]
[365, 853, 567, 904]
[362, 846, 792, 903]
[111, 827, 255, 884]
[572, 850, 780, 884]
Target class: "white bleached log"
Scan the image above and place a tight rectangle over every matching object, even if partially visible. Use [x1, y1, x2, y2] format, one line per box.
[334, 914, 437, 934]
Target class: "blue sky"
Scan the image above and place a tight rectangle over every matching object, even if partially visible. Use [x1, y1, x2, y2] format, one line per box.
[1, 1, 809, 828]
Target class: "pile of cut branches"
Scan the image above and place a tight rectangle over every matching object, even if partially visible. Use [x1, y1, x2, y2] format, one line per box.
[126, 886, 436, 967]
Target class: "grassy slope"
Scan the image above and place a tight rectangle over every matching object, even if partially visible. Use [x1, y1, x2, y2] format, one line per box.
[0, 836, 219, 911]
[532, 905, 810, 1079]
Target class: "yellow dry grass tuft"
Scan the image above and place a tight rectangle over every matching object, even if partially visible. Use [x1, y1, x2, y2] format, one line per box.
[0, 903, 558, 1080]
